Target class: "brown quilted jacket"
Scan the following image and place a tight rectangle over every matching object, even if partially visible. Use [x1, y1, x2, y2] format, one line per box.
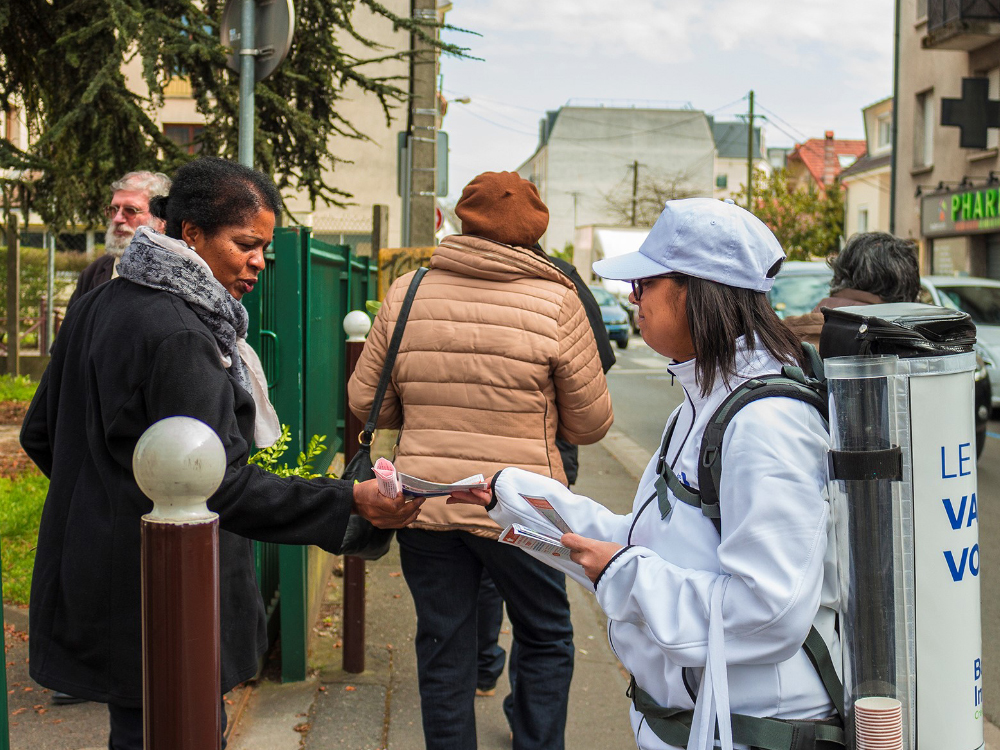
[347, 235, 614, 536]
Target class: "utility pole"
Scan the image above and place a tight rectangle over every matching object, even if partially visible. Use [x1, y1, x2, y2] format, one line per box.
[238, 0, 256, 168]
[630, 160, 640, 227]
[406, 0, 439, 247]
[746, 89, 755, 211]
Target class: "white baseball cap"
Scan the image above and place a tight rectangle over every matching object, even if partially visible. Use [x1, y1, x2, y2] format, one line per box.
[592, 198, 785, 292]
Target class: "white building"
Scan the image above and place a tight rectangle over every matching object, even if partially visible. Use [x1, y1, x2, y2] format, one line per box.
[841, 97, 893, 237]
[516, 104, 716, 254]
[710, 120, 769, 202]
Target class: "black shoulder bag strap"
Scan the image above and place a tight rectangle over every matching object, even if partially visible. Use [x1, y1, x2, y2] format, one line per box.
[359, 266, 428, 450]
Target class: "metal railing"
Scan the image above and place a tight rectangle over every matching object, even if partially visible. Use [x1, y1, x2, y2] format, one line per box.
[243, 226, 377, 682]
[928, 0, 1000, 30]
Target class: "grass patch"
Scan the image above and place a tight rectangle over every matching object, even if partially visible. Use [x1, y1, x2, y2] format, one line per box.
[0, 374, 38, 403]
[0, 469, 47, 606]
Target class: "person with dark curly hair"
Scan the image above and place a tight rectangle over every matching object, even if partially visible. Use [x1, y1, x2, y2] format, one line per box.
[21, 157, 422, 749]
[783, 232, 920, 346]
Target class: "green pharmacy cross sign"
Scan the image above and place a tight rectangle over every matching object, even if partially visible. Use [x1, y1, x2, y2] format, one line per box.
[922, 185, 1000, 238]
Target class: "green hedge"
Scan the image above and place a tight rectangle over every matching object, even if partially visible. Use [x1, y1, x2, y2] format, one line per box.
[0, 471, 47, 606]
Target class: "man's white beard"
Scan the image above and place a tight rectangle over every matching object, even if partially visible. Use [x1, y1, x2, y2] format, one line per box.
[104, 223, 138, 258]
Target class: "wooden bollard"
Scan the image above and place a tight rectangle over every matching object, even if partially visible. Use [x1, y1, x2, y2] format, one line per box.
[134, 417, 226, 749]
[342, 310, 372, 674]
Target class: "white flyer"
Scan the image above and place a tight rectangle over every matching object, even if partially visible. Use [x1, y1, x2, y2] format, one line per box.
[398, 472, 489, 498]
[499, 523, 573, 559]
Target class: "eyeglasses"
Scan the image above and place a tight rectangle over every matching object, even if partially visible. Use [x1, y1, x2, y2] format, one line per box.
[630, 274, 681, 301]
[104, 204, 148, 220]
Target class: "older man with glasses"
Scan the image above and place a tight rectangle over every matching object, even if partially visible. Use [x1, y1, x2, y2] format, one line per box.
[68, 171, 171, 308]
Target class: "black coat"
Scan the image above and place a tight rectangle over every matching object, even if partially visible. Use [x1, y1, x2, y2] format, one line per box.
[67, 253, 116, 309]
[21, 278, 354, 706]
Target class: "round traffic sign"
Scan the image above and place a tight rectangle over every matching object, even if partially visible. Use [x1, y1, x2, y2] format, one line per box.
[221, 0, 296, 83]
[435, 205, 443, 232]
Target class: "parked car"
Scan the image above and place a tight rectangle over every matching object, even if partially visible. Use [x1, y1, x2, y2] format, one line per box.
[768, 263, 991, 457]
[919, 276, 1000, 411]
[588, 285, 631, 349]
[767, 261, 833, 320]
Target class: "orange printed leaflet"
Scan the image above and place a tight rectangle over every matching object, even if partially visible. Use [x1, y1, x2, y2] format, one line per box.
[520, 494, 572, 534]
[499, 524, 572, 559]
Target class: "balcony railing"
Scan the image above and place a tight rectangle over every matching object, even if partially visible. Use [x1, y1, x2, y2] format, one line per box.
[925, 0, 1000, 49]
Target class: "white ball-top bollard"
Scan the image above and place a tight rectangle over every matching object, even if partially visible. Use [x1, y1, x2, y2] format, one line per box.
[344, 310, 372, 342]
[133, 417, 227, 521]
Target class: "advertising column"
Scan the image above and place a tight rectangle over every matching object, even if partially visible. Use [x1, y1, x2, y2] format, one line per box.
[909, 366, 983, 749]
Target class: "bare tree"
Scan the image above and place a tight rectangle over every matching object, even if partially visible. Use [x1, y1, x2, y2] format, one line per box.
[603, 166, 702, 227]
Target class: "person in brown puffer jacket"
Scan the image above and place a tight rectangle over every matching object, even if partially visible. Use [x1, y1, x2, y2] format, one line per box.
[348, 171, 613, 750]
[783, 232, 920, 346]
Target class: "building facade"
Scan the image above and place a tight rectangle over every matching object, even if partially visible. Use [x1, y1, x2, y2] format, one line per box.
[894, 0, 1000, 276]
[516, 104, 716, 254]
[842, 97, 894, 237]
[786, 131, 867, 192]
[710, 120, 770, 202]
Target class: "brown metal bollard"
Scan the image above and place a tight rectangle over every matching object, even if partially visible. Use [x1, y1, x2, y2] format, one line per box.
[134, 417, 227, 750]
[343, 311, 373, 674]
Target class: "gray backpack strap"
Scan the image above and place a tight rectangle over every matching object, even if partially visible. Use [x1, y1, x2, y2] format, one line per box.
[629, 673, 845, 750]
[653, 414, 703, 520]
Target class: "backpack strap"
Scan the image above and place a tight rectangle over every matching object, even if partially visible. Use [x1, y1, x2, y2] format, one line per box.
[697, 374, 828, 522]
[629, 674, 845, 750]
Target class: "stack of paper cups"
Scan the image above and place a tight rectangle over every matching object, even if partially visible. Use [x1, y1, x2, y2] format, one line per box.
[855, 697, 903, 750]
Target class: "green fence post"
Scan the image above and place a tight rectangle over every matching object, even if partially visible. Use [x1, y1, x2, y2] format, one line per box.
[0, 538, 11, 750]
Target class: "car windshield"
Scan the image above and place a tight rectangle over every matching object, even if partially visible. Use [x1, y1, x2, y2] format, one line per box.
[589, 287, 619, 307]
[934, 285, 1000, 325]
[768, 272, 832, 319]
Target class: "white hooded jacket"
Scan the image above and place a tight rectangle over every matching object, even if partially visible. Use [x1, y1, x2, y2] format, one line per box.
[487, 339, 840, 750]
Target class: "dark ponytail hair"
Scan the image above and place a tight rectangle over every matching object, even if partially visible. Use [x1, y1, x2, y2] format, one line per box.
[148, 194, 169, 222]
[163, 157, 282, 239]
[681, 275, 803, 397]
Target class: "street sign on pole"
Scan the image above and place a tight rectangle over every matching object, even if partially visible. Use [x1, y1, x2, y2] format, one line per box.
[220, 0, 296, 167]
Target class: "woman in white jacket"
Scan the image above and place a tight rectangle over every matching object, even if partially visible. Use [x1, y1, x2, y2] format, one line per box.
[452, 198, 842, 750]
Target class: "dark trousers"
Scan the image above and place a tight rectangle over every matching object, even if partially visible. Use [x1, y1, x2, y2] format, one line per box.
[397, 528, 574, 750]
[108, 701, 228, 749]
[476, 570, 507, 690]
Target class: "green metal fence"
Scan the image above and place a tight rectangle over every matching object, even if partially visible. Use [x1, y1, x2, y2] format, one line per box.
[244, 226, 377, 681]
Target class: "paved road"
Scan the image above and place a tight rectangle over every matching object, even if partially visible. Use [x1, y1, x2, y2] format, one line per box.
[606, 331, 1000, 725]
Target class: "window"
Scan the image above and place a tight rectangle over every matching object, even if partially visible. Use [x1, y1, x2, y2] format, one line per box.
[163, 123, 204, 155]
[716, 174, 728, 189]
[914, 91, 934, 168]
[858, 207, 869, 233]
[917, 0, 927, 19]
[877, 114, 892, 150]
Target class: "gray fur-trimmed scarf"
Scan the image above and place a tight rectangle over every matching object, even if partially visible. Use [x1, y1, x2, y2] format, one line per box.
[118, 228, 252, 394]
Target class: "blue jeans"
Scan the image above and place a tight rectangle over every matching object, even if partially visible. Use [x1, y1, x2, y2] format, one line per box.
[397, 528, 574, 750]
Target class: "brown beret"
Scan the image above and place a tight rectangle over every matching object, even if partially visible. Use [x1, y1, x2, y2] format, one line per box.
[454, 171, 549, 248]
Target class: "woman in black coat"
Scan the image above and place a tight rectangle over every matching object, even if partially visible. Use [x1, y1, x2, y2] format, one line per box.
[20, 157, 421, 749]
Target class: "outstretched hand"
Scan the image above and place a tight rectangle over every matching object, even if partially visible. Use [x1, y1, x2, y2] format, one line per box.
[447, 488, 491, 506]
[562, 533, 623, 584]
[352, 479, 424, 528]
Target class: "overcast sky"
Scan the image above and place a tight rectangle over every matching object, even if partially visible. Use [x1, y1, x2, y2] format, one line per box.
[438, 0, 896, 201]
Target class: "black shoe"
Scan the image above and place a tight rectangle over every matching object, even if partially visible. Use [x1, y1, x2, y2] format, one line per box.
[51, 691, 88, 705]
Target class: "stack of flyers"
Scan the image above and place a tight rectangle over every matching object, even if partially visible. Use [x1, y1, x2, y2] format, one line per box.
[398, 472, 489, 498]
[520, 493, 572, 534]
[499, 523, 573, 559]
[373, 457, 402, 497]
